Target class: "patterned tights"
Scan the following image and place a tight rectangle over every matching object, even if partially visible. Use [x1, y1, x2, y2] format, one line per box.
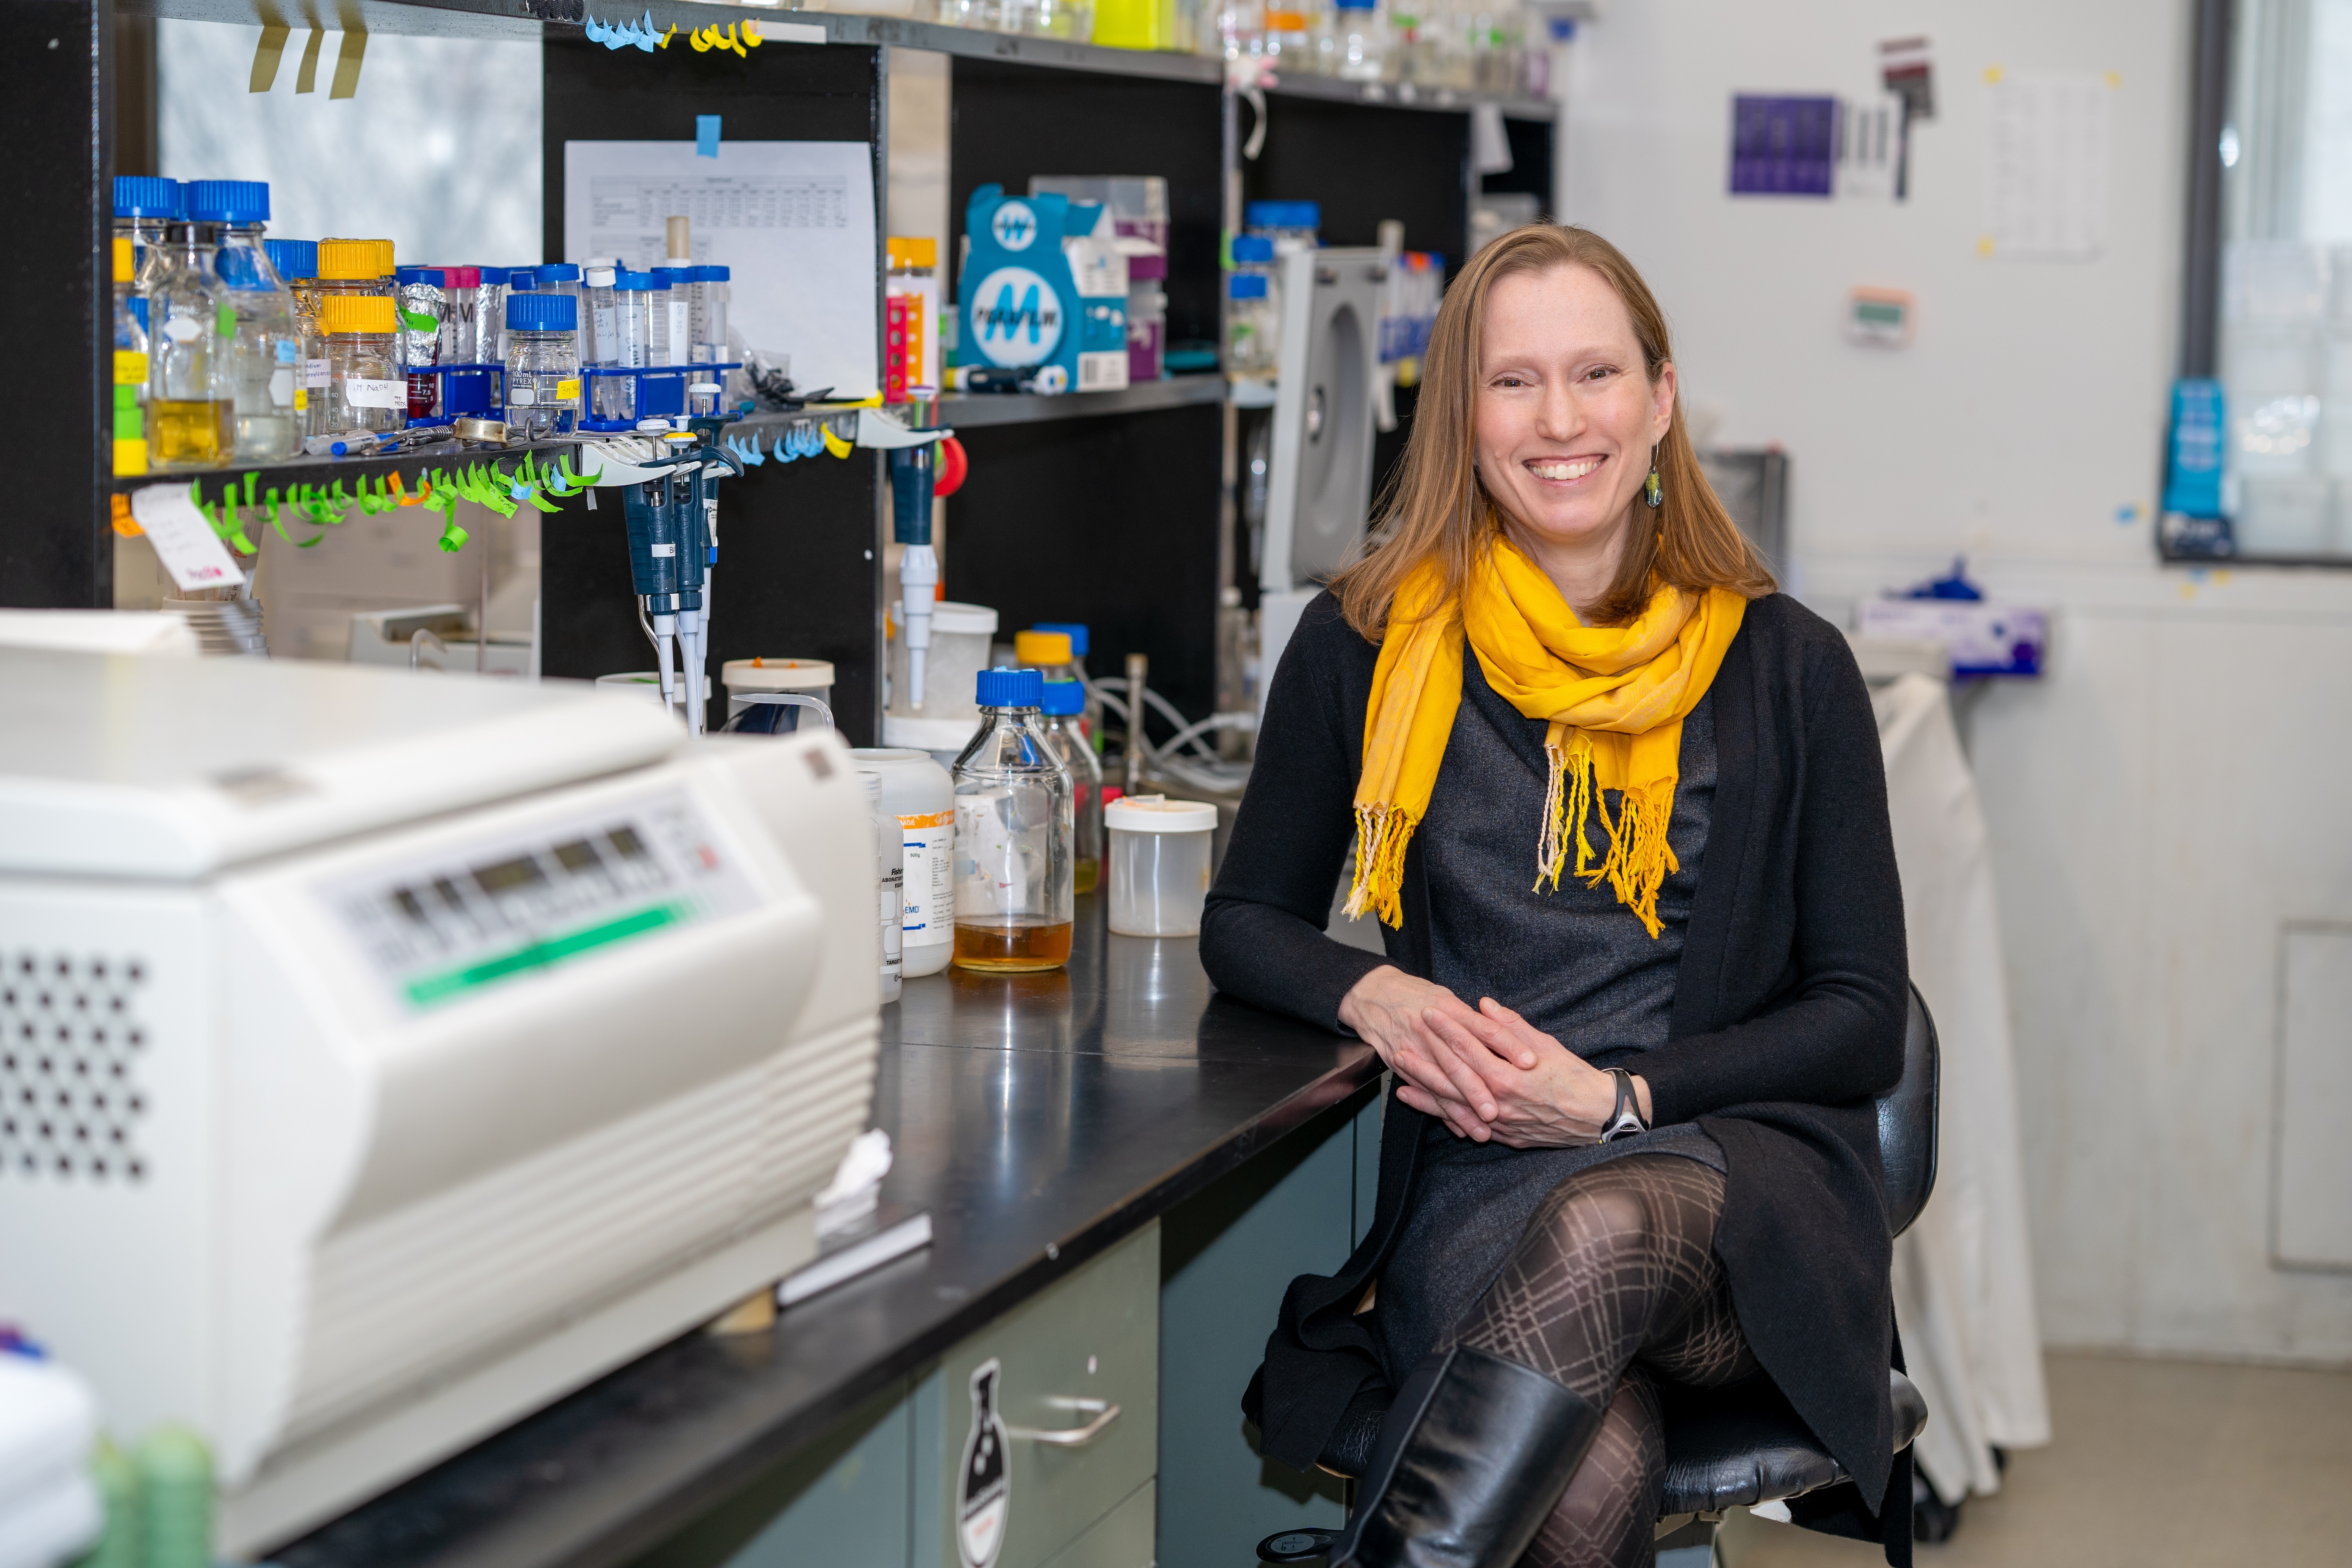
[1443, 1155, 1757, 1568]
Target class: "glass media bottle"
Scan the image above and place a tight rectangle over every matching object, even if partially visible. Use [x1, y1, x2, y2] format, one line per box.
[1037, 675, 1104, 896]
[189, 181, 300, 461]
[951, 667, 1075, 972]
[145, 221, 233, 470]
[502, 291, 581, 438]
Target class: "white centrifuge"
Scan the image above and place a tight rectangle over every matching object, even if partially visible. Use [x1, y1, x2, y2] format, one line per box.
[0, 647, 881, 1554]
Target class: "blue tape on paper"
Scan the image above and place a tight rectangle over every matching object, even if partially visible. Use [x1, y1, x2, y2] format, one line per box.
[696, 115, 721, 158]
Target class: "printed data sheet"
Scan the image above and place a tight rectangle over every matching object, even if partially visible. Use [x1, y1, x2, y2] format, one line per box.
[563, 140, 877, 399]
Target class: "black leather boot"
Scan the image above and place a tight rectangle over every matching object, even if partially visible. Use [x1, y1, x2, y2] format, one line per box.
[1329, 1345, 1605, 1568]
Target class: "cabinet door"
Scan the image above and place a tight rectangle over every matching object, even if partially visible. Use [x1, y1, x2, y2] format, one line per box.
[638, 1380, 911, 1568]
[924, 1222, 1159, 1568]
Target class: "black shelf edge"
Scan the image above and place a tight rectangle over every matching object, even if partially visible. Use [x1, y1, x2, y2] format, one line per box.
[110, 441, 584, 497]
[938, 375, 1226, 427]
[824, 15, 1218, 82]
[1262, 72, 1555, 120]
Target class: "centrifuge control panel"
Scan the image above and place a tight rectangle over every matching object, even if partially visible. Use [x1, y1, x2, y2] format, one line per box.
[327, 788, 759, 1012]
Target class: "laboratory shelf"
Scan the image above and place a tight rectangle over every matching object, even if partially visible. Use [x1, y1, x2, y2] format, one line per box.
[937, 373, 1228, 428]
[108, 440, 584, 499]
[1261, 71, 1556, 120]
[113, 0, 1547, 112]
[119, 0, 1222, 85]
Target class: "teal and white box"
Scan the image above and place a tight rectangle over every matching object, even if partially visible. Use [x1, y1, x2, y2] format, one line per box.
[960, 185, 1128, 392]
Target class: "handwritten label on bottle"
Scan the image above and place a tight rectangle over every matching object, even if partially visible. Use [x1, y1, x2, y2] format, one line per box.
[342, 377, 404, 409]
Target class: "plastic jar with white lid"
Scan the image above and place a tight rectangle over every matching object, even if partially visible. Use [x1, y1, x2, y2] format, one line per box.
[1106, 795, 1218, 937]
[885, 599, 999, 762]
[849, 747, 957, 978]
[721, 658, 836, 733]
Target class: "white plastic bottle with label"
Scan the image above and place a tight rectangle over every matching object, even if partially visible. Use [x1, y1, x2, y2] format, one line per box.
[850, 747, 957, 978]
[860, 771, 906, 1004]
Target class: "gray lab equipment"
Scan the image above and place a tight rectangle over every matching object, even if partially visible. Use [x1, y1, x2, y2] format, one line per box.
[1258, 247, 1387, 719]
[1695, 448, 1790, 575]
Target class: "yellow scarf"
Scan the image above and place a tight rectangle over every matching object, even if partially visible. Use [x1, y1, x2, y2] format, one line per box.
[1346, 540, 1746, 936]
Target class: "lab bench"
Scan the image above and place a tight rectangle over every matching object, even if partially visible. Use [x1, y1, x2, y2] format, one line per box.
[273, 902, 1384, 1568]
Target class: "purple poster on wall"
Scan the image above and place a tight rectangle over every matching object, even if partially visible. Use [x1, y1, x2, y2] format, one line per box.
[1729, 95, 1838, 196]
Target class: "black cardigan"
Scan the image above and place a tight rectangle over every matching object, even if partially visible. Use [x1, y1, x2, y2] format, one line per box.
[1202, 590, 1914, 1557]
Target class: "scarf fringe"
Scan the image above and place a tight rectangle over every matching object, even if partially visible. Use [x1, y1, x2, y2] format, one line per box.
[1535, 734, 1674, 939]
[1345, 803, 1416, 929]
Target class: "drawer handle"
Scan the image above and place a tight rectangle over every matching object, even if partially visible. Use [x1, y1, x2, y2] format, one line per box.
[1007, 1397, 1122, 1447]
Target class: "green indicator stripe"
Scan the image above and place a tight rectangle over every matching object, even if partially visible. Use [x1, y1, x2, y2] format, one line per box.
[405, 902, 688, 1007]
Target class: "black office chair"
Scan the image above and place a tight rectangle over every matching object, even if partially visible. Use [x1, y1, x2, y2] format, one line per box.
[1258, 985, 1939, 1564]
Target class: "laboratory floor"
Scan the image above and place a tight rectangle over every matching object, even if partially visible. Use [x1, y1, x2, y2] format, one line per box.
[1725, 1351, 2352, 1568]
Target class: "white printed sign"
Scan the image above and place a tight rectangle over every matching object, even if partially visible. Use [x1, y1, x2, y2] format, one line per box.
[1981, 71, 2112, 260]
[563, 139, 879, 400]
[130, 483, 241, 592]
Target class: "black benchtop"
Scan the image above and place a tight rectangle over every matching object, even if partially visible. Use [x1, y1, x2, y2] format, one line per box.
[278, 905, 1380, 1568]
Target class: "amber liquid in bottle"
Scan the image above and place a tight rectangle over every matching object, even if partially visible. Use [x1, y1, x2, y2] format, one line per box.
[149, 399, 233, 468]
[953, 918, 1075, 973]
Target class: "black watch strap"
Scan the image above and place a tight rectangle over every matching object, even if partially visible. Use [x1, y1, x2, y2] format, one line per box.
[1600, 1068, 1650, 1143]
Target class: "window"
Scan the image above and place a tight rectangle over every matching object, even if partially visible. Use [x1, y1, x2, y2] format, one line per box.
[2214, 0, 2352, 558]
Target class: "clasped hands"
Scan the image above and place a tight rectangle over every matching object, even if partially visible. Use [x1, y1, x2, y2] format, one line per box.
[1335, 965, 1652, 1147]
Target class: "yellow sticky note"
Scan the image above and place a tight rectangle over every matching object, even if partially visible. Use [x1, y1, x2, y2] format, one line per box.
[556, 379, 582, 402]
[2105, 71, 2122, 89]
[113, 350, 147, 386]
[1977, 235, 1996, 257]
[1985, 65, 2004, 84]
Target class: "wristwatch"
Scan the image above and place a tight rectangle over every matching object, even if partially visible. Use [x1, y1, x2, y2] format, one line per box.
[1600, 1068, 1650, 1143]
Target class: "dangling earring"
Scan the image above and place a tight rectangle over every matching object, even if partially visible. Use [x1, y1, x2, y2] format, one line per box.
[1642, 446, 1664, 510]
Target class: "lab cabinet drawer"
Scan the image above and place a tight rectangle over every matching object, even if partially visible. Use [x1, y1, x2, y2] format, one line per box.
[929, 1223, 1159, 1568]
[1038, 1480, 1153, 1568]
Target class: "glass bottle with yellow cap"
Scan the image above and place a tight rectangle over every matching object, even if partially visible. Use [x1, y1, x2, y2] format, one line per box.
[312, 240, 392, 436]
[110, 238, 149, 478]
[319, 296, 405, 436]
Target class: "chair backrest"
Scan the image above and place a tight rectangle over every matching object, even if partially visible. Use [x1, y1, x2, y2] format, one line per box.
[1878, 984, 1940, 1237]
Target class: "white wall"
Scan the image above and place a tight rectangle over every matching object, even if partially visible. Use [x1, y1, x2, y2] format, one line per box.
[1562, 0, 2352, 1362]
[158, 21, 542, 267]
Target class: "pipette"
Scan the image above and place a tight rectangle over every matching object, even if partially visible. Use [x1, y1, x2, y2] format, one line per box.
[890, 430, 940, 708]
[621, 440, 697, 725]
[615, 422, 742, 734]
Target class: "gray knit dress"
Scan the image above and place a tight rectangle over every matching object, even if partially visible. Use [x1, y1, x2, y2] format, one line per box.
[1374, 651, 1726, 1380]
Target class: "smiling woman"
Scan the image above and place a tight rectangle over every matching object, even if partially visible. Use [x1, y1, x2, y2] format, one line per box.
[1201, 225, 1915, 1568]
[1337, 225, 1775, 637]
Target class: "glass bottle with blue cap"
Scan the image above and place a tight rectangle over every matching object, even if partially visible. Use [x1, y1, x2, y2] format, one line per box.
[951, 667, 1076, 972]
[188, 182, 301, 461]
[503, 292, 580, 438]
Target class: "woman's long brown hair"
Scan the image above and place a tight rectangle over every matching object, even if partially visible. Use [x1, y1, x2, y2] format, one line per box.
[1332, 225, 1775, 636]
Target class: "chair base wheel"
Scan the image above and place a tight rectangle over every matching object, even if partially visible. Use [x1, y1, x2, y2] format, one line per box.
[1257, 1527, 1342, 1563]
